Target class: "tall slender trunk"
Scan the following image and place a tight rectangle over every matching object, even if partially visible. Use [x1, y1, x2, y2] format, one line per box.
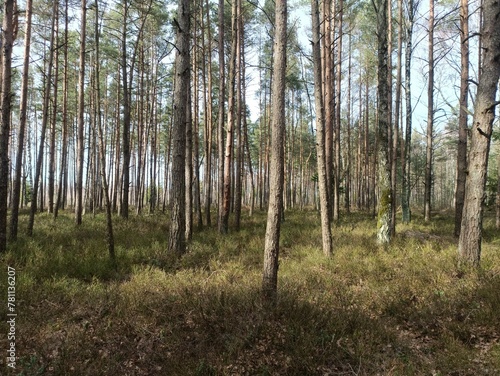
[27, 1, 58, 236]
[221, 0, 238, 234]
[94, 2, 115, 261]
[217, 0, 226, 233]
[0, 0, 15, 252]
[121, 2, 131, 219]
[424, 0, 434, 222]
[458, 0, 500, 266]
[185, 80, 193, 241]
[54, 0, 70, 219]
[323, 0, 334, 223]
[387, 0, 396, 237]
[10, 0, 33, 240]
[333, 0, 343, 223]
[168, 0, 191, 255]
[402, 0, 414, 224]
[48, 11, 60, 214]
[311, 0, 333, 257]
[262, 0, 287, 301]
[203, 0, 213, 226]
[454, 0, 469, 236]
[234, 1, 244, 231]
[394, 0, 403, 228]
[376, 0, 392, 245]
[345, 32, 352, 213]
[76, 0, 87, 225]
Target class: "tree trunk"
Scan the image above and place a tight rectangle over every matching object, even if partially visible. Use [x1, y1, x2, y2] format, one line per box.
[394, 0, 403, 229]
[323, 0, 334, 223]
[454, 0, 469, 237]
[168, 0, 191, 255]
[48, 11, 59, 215]
[0, 0, 14, 252]
[10, 0, 33, 240]
[458, 0, 500, 266]
[121, 3, 131, 219]
[185, 79, 193, 241]
[262, 0, 287, 301]
[234, 0, 244, 231]
[54, 0, 69, 219]
[217, 0, 226, 233]
[203, 0, 213, 227]
[402, 0, 415, 224]
[424, 0, 434, 222]
[94, 2, 115, 261]
[311, 0, 333, 257]
[376, 0, 392, 245]
[76, 0, 87, 225]
[334, 0, 343, 223]
[221, 0, 238, 234]
[27, 1, 58, 236]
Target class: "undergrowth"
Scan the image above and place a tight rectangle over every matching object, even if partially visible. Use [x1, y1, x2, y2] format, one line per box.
[1, 209, 499, 375]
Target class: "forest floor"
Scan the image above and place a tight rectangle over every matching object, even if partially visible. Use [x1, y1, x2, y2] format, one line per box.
[1, 209, 500, 375]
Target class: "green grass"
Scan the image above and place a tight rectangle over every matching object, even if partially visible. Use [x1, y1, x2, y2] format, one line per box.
[1, 209, 499, 375]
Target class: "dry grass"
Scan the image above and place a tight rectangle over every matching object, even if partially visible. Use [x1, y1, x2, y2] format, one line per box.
[1, 209, 499, 375]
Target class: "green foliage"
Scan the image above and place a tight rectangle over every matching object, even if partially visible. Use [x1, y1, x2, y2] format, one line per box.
[1, 211, 499, 375]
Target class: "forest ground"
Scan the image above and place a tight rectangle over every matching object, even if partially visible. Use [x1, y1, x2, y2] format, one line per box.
[1, 209, 499, 375]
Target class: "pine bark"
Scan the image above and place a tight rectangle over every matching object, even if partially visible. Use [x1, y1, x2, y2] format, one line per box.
[454, 0, 469, 237]
[334, 0, 343, 223]
[94, 2, 115, 261]
[311, 0, 333, 257]
[168, 0, 191, 255]
[76, 0, 87, 225]
[402, 0, 414, 224]
[121, 3, 131, 219]
[217, 0, 226, 233]
[458, 0, 500, 266]
[263, 0, 287, 300]
[10, 0, 33, 240]
[28, 1, 58, 236]
[54, 0, 70, 218]
[424, 0, 434, 222]
[0, 0, 14, 252]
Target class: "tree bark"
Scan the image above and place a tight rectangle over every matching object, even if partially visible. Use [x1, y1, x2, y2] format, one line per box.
[334, 0, 343, 223]
[424, 0, 434, 222]
[311, 0, 333, 257]
[120, 2, 131, 219]
[376, 0, 392, 245]
[217, 0, 226, 233]
[94, 1, 115, 261]
[202, 0, 213, 227]
[10, 0, 33, 240]
[454, 0, 469, 237]
[0, 0, 14, 252]
[458, 0, 500, 266]
[221, 0, 239, 234]
[168, 0, 191, 255]
[48, 10, 60, 215]
[54, 0, 70, 219]
[263, 0, 287, 301]
[76, 0, 87, 225]
[402, 0, 415, 224]
[27, 1, 58, 236]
